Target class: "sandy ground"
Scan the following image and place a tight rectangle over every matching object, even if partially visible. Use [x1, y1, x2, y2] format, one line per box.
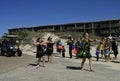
[0, 54, 34, 74]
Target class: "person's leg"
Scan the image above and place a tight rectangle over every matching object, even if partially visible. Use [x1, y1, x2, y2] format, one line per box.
[105, 55, 107, 62]
[58, 50, 61, 57]
[104, 50, 108, 62]
[115, 54, 117, 59]
[105, 54, 109, 62]
[37, 57, 41, 66]
[114, 50, 118, 59]
[96, 55, 99, 61]
[47, 55, 49, 62]
[42, 56, 45, 67]
[108, 53, 111, 60]
[101, 50, 103, 58]
[62, 52, 65, 58]
[80, 58, 86, 70]
[107, 50, 110, 61]
[76, 51, 79, 59]
[108, 54, 110, 61]
[49, 54, 53, 63]
[88, 58, 94, 71]
[69, 50, 72, 58]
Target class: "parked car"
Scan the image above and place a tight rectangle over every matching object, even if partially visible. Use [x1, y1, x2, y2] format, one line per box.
[0, 34, 22, 57]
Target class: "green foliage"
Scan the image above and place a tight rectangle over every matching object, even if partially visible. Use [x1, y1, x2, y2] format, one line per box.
[15, 30, 44, 44]
[54, 31, 83, 42]
[13, 30, 102, 46]
[16, 29, 28, 40]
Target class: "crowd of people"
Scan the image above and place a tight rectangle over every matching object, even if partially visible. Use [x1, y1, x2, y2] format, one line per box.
[95, 36, 118, 62]
[33, 32, 119, 72]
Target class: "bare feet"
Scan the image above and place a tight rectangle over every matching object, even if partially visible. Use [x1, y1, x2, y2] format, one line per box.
[80, 67, 83, 70]
[90, 69, 94, 72]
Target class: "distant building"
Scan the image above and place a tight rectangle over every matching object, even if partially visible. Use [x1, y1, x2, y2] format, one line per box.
[8, 19, 120, 36]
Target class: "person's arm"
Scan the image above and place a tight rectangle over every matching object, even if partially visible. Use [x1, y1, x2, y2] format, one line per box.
[89, 38, 95, 42]
[89, 38, 99, 42]
[51, 40, 54, 45]
[34, 42, 40, 46]
[41, 41, 48, 46]
[34, 41, 47, 46]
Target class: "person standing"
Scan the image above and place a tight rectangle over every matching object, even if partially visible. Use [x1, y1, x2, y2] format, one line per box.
[34, 38, 46, 67]
[80, 32, 96, 72]
[95, 45, 100, 61]
[112, 38, 118, 59]
[99, 41, 104, 58]
[67, 36, 74, 58]
[75, 38, 83, 59]
[75, 40, 80, 59]
[45, 36, 54, 63]
[56, 40, 63, 57]
[103, 38, 112, 62]
[62, 46, 66, 58]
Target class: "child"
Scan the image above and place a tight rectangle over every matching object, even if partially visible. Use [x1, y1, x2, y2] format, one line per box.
[62, 46, 66, 58]
[96, 46, 100, 61]
[99, 41, 104, 58]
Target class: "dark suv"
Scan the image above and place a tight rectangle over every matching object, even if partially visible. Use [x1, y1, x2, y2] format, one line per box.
[0, 34, 22, 57]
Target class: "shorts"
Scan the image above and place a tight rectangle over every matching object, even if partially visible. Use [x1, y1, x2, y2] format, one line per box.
[104, 49, 109, 56]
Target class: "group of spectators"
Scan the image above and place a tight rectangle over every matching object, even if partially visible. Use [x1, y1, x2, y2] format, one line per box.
[96, 36, 118, 62]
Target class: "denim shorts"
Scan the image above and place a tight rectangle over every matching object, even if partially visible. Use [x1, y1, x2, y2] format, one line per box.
[104, 49, 109, 55]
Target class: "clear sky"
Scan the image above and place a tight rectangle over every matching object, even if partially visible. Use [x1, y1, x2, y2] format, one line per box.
[0, 0, 120, 37]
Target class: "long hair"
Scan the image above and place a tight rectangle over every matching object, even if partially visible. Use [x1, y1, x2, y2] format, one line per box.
[47, 36, 52, 41]
[83, 32, 88, 38]
[36, 37, 41, 42]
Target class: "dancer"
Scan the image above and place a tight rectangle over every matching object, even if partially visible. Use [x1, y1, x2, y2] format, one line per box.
[80, 32, 96, 72]
[45, 36, 54, 63]
[34, 38, 46, 67]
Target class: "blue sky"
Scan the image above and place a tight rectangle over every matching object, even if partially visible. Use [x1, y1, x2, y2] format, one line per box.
[0, 0, 120, 37]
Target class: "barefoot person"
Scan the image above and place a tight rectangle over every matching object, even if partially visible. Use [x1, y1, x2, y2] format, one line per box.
[80, 32, 96, 72]
[45, 36, 54, 63]
[104, 38, 112, 62]
[34, 38, 46, 67]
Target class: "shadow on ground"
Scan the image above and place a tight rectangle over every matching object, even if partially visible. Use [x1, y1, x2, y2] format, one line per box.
[66, 66, 94, 72]
[111, 60, 120, 63]
[28, 63, 38, 66]
[66, 66, 81, 70]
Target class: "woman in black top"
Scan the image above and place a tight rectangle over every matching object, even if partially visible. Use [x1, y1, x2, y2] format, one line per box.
[45, 36, 54, 63]
[34, 38, 46, 67]
[80, 32, 96, 72]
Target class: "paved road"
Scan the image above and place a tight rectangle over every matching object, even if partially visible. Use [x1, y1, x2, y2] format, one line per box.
[0, 54, 120, 81]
